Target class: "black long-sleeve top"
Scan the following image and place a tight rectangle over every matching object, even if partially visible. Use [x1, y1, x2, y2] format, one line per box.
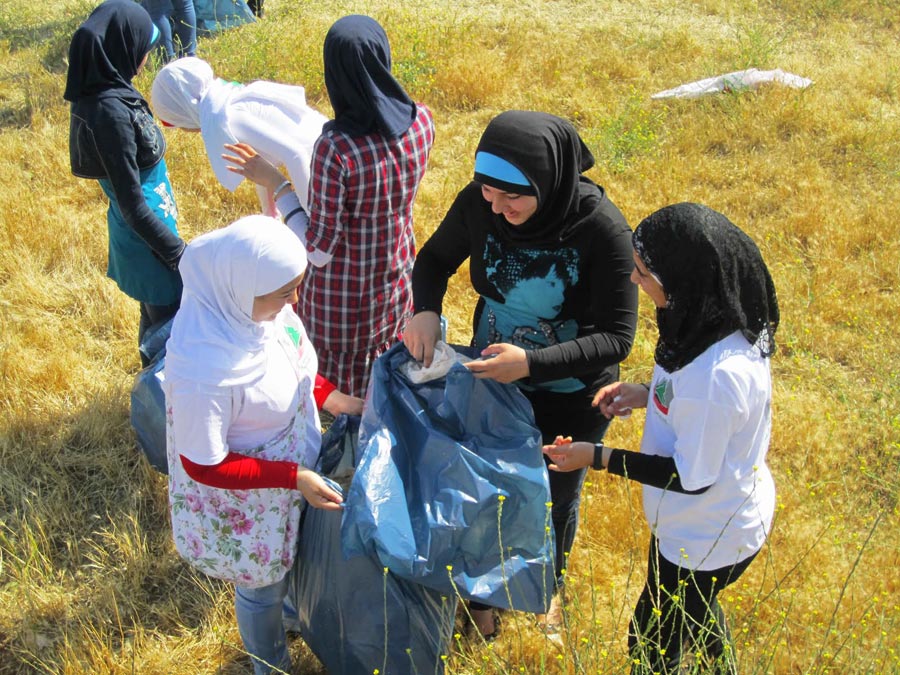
[413, 182, 638, 392]
[70, 95, 185, 266]
[600, 446, 711, 495]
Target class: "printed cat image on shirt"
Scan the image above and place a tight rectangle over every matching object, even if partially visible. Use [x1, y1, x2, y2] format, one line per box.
[475, 235, 582, 392]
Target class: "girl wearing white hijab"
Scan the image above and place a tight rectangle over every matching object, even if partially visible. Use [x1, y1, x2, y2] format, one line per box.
[164, 215, 345, 675]
[150, 57, 327, 222]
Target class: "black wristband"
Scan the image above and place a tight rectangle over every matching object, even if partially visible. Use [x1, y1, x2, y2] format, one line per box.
[283, 206, 305, 223]
[592, 443, 606, 471]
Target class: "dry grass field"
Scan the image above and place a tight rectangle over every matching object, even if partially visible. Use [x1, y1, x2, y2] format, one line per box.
[1, 0, 899, 672]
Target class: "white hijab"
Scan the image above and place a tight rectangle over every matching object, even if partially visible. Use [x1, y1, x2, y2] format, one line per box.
[166, 216, 308, 387]
[150, 56, 325, 195]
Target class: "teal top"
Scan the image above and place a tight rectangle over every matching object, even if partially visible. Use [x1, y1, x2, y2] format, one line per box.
[99, 159, 183, 305]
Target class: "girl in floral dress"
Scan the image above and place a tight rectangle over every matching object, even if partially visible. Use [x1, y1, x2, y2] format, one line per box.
[163, 215, 360, 674]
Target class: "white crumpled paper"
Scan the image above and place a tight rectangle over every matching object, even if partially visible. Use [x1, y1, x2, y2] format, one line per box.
[399, 340, 472, 383]
[651, 68, 813, 100]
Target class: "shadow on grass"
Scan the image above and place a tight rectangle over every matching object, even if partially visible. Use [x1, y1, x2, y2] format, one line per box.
[0, 8, 91, 130]
[0, 390, 248, 673]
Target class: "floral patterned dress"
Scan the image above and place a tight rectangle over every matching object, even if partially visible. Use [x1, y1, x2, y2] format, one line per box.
[166, 317, 319, 588]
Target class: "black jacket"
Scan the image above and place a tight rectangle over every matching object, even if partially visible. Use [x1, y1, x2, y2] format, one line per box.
[69, 94, 185, 267]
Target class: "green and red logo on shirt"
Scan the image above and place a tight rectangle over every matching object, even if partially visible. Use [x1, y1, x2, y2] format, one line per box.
[653, 379, 673, 415]
[285, 325, 301, 347]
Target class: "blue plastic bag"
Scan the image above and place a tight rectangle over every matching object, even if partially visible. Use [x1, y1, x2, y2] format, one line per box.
[292, 480, 456, 673]
[318, 413, 361, 478]
[341, 343, 555, 613]
[129, 318, 173, 473]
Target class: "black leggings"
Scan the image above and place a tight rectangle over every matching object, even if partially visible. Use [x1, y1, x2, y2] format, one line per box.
[629, 536, 758, 675]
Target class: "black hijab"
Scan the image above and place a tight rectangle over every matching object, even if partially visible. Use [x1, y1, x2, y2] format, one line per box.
[322, 15, 416, 139]
[633, 203, 779, 373]
[473, 110, 602, 246]
[64, 0, 156, 103]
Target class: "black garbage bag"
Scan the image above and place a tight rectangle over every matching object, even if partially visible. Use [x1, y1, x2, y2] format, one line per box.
[292, 478, 456, 673]
[318, 413, 361, 479]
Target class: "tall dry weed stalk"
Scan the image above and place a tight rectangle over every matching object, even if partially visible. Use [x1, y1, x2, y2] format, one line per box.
[1, 0, 898, 673]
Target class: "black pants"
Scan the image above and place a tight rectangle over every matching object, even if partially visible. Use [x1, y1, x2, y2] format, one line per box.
[138, 300, 179, 367]
[629, 536, 758, 675]
[529, 387, 611, 590]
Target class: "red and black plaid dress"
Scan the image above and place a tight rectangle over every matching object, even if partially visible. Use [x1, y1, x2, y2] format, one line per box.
[298, 104, 435, 398]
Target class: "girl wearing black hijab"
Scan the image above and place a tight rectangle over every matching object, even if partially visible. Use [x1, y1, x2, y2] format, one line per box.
[65, 0, 185, 365]
[259, 14, 436, 400]
[545, 203, 779, 674]
[404, 110, 638, 636]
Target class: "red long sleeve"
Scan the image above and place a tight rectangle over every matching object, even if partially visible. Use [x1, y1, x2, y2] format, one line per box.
[314, 374, 337, 409]
[181, 452, 298, 490]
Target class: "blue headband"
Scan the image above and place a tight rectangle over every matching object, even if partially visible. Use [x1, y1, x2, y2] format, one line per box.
[151, 24, 160, 46]
[474, 151, 531, 190]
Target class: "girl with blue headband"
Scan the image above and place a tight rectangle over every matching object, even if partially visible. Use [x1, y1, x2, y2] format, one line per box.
[404, 110, 638, 637]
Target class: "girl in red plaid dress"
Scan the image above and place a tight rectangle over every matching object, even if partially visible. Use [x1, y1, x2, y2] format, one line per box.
[226, 15, 435, 398]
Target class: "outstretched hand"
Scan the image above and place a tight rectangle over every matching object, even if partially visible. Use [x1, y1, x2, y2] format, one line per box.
[542, 436, 594, 472]
[222, 142, 284, 192]
[592, 381, 650, 418]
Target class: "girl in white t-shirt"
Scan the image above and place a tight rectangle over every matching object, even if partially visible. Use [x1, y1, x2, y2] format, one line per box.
[163, 216, 360, 675]
[544, 202, 779, 675]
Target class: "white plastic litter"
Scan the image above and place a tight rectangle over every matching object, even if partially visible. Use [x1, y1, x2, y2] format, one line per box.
[399, 340, 472, 383]
[612, 394, 632, 419]
[651, 68, 813, 100]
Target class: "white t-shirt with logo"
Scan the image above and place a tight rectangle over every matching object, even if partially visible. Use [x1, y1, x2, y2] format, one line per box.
[164, 312, 321, 468]
[641, 331, 776, 571]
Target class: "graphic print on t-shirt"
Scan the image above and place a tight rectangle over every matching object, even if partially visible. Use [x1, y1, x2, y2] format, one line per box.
[474, 235, 582, 392]
[285, 325, 301, 347]
[653, 378, 673, 415]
